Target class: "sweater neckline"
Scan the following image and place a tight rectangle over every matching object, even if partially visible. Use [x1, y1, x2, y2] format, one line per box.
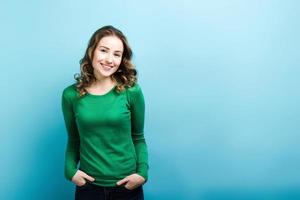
[86, 86, 116, 97]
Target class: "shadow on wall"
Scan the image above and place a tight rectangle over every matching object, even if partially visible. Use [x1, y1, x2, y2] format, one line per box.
[13, 114, 75, 199]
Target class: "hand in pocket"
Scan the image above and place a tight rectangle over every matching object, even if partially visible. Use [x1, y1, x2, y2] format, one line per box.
[72, 170, 95, 186]
[116, 173, 145, 190]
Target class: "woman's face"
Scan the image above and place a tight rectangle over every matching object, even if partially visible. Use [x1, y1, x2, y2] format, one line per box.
[92, 36, 124, 79]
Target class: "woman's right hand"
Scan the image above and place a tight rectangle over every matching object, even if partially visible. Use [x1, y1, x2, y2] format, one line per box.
[71, 170, 95, 186]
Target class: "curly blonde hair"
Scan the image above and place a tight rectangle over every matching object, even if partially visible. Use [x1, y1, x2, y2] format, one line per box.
[75, 25, 137, 97]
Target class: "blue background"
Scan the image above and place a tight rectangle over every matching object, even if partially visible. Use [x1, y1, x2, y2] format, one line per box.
[1, 0, 299, 199]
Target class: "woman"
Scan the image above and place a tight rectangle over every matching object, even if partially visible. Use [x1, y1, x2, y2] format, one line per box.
[61, 25, 148, 200]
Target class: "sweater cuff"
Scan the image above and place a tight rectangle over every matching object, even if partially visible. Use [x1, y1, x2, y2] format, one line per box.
[65, 166, 77, 181]
[137, 163, 149, 181]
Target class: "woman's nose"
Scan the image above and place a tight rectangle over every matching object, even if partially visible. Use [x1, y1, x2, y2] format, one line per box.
[105, 54, 113, 63]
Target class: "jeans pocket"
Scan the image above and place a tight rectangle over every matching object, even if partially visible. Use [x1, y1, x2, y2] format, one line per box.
[123, 185, 143, 192]
[76, 182, 90, 189]
[117, 186, 144, 200]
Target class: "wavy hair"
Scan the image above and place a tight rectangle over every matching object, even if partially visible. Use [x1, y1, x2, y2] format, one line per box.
[75, 25, 137, 97]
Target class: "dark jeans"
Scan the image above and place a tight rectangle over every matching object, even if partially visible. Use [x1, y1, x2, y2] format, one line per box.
[75, 182, 144, 200]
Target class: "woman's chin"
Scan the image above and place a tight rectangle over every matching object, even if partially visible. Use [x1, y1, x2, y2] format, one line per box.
[94, 69, 116, 78]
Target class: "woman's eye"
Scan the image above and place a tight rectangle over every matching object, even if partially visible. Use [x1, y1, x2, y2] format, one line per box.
[114, 54, 121, 57]
[100, 49, 107, 53]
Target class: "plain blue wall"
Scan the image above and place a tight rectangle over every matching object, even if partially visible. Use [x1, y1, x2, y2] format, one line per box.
[1, 0, 299, 199]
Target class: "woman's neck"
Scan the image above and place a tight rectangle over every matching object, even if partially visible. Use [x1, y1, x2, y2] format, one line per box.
[91, 77, 116, 89]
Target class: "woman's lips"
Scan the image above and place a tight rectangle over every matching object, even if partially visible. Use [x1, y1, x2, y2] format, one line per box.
[101, 63, 114, 70]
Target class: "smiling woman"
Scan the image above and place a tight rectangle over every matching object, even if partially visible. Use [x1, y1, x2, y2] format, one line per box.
[61, 25, 148, 200]
[91, 36, 123, 80]
[75, 25, 138, 97]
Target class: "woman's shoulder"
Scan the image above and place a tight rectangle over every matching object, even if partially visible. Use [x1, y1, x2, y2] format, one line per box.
[125, 83, 144, 102]
[126, 83, 143, 95]
[62, 83, 78, 100]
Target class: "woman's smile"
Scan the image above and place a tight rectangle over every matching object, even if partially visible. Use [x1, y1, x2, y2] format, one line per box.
[100, 63, 114, 71]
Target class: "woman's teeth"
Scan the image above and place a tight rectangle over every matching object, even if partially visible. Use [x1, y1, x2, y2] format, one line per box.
[102, 64, 113, 69]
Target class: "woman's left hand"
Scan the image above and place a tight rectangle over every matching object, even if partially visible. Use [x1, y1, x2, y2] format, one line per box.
[116, 173, 145, 190]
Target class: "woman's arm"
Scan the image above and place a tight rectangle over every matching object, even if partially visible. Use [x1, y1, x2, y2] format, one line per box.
[117, 84, 149, 189]
[61, 87, 80, 181]
[129, 84, 149, 181]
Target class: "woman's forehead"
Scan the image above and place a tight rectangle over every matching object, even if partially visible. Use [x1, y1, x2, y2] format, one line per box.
[98, 36, 123, 51]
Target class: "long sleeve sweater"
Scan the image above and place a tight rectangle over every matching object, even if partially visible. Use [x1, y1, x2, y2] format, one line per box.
[61, 83, 148, 186]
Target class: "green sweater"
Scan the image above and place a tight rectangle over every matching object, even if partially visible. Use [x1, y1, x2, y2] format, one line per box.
[61, 83, 148, 186]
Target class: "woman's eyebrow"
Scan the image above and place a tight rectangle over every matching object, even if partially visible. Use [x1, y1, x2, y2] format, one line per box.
[99, 45, 123, 53]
